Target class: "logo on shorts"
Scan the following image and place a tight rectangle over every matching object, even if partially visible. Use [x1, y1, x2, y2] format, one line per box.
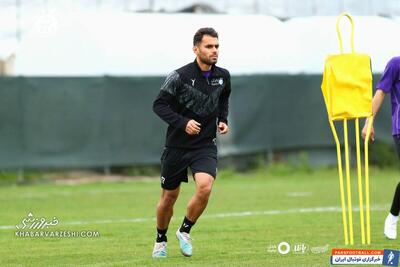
[160, 176, 165, 184]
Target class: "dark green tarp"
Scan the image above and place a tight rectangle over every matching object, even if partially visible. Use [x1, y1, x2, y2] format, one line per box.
[0, 74, 391, 169]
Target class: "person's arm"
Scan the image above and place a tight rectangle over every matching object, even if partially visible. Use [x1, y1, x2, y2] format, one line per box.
[153, 71, 189, 130]
[217, 74, 231, 134]
[362, 57, 399, 141]
[153, 71, 201, 135]
[217, 75, 231, 125]
[362, 89, 386, 141]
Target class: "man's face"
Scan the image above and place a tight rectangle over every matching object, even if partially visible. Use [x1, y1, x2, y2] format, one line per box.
[194, 35, 219, 65]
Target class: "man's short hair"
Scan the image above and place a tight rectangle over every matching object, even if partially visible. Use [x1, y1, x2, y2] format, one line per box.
[193, 28, 218, 46]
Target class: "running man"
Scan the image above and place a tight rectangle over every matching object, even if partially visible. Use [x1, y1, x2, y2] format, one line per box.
[152, 27, 231, 257]
[362, 56, 400, 239]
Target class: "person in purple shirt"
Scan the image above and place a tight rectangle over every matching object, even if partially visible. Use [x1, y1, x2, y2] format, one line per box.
[362, 56, 400, 240]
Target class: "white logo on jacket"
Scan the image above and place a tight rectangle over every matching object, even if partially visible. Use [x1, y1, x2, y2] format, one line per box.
[211, 78, 223, 86]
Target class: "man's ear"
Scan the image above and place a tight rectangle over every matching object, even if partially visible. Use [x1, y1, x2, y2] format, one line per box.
[193, 45, 198, 55]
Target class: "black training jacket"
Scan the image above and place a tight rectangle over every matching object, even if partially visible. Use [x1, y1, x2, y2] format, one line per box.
[153, 59, 231, 149]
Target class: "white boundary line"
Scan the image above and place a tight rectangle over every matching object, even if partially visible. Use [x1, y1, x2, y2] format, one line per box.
[0, 204, 389, 230]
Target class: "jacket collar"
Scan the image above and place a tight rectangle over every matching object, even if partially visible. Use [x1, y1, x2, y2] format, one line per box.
[193, 58, 216, 74]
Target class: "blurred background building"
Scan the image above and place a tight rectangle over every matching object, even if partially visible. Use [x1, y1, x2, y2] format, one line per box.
[2, 0, 400, 18]
[1, 0, 400, 76]
[0, 1, 399, 171]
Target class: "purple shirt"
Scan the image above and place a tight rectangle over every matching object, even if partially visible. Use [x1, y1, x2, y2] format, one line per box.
[202, 70, 212, 79]
[377, 57, 400, 135]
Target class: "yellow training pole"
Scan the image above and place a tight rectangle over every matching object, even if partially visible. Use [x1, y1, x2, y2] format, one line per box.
[355, 118, 366, 244]
[364, 116, 374, 245]
[329, 120, 349, 245]
[344, 119, 354, 245]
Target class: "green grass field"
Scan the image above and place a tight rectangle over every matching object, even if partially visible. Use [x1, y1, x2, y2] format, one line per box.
[0, 166, 399, 266]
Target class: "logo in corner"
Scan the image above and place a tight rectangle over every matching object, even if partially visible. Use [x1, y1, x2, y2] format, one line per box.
[310, 244, 329, 254]
[16, 212, 59, 230]
[292, 243, 308, 254]
[267, 244, 277, 253]
[383, 249, 399, 266]
[277, 241, 291, 255]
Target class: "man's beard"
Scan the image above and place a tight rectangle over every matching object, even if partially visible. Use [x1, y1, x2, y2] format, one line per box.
[199, 54, 217, 66]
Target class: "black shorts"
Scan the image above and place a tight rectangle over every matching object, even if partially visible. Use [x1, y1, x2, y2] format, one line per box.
[160, 146, 217, 190]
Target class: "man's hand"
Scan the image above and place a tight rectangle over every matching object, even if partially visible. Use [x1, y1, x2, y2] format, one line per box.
[362, 120, 375, 142]
[185, 119, 201, 135]
[218, 122, 228, 134]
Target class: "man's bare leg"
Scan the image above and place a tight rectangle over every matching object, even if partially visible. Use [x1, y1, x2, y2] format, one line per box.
[157, 186, 180, 231]
[152, 186, 180, 258]
[186, 172, 214, 223]
[176, 172, 214, 257]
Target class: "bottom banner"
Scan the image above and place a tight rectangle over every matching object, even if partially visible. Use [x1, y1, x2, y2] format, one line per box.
[331, 249, 399, 266]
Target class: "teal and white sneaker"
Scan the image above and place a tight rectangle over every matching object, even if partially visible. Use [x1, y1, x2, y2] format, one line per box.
[152, 241, 167, 258]
[176, 230, 192, 257]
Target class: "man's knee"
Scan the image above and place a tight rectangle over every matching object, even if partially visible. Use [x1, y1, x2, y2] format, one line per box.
[159, 189, 179, 208]
[197, 183, 212, 200]
[195, 173, 214, 199]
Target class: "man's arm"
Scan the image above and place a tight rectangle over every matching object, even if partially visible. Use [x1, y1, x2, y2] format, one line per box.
[218, 76, 231, 125]
[153, 91, 189, 130]
[217, 76, 231, 134]
[153, 71, 201, 135]
[153, 71, 189, 130]
[362, 89, 386, 141]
